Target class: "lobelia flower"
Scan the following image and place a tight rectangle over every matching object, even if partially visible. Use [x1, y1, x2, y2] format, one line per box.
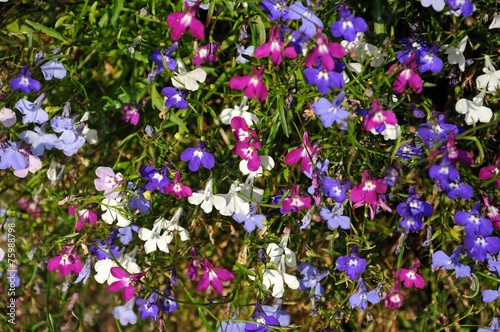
[490, 15, 500, 29]
[464, 229, 500, 262]
[164, 170, 192, 199]
[335, 246, 366, 280]
[161, 87, 188, 109]
[220, 97, 259, 125]
[396, 187, 432, 233]
[312, 91, 350, 129]
[330, 5, 368, 42]
[395, 260, 425, 289]
[245, 303, 280, 332]
[284, 131, 317, 173]
[483, 194, 500, 230]
[445, 36, 468, 72]
[117, 225, 140, 245]
[11, 149, 42, 178]
[15, 93, 48, 124]
[389, 59, 423, 94]
[47, 245, 83, 277]
[235, 45, 255, 64]
[482, 286, 500, 303]
[232, 203, 266, 233]
[455, 90, 492, 125]
[286, 1, 323, 38]
[478, 317, 500, 332]
[417, 114, 458, 149]
[476, 55, 500, 93]
[10, 66, 41, 94]
[159, 284, 180, 313]
[75, 256, 92, 284]
[108, 267, 145, 301]
[304, 63, 345, 94]
[171, 59, 207, 91]
[18, 124, 58, 156]
[94, 166, 124, 200]
[40, 58, 67, 80]
[136, 293, 160, 321]
[445, 0, 475, 17]
[304, 33, 346, 71]
[255, 26, 296, 66]
[281, 184, 312, 213]
[349, 278, 383, 310]
[197, 258, 235, 293]
[322, 176, 350, 203]
[122, 103, 141, 126]
[416, 43, 443, 73]
[219, 180, 250, 216]
[350, 170, 392, 220]
[149, 44, 178, 72]
[140, 165, 171, 192]
[320, 203, 351, 230]
[454, 202, 493, 236]
[166, 1, 204, 41]
[479, 166, 500, 190]
[385, 283, 404, 309]
[180, 141, 215, 172]
[421, 0, 445, 11]
[113, 297, 138, 326]
[261, 0, 289, 22]
[101, 195, 131, 227]
[193, 42, 219, 67]
[229, 66, 268, 101]
[362, 99, 398, 134]
[0, 107, 16, 127]
[0, 141, 28, 171]
[68, 205, 99, 231]
[129, 189, 151, 215]
[297, 262, 329, 299]
[189, 178, 226, 213]
[432, 245, 471, 278]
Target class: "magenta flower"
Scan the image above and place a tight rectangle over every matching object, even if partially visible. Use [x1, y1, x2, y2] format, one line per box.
[47, 245, 83, 277]
[231, 116, 261, 171]
[281, 184, 312, 213]
[395, 260, 425, 289]
[385, 283, 404, 309]
[166, 2, 205, 41]
[363, 99, 398, 133]
[108, 267, 145, 302]
[193, 42, 220, 67]
[196, 259, 234, 293]
[389, 58, 423, 94]
[479, 166, 500, 189]
[69, 205, 99, 231]
[284, 131, 317, 174]
[304, 33, 346, 71]
[255, 26, 297, 66]
[230, 116, 256, 143]
[350, 170, 392, 220]
[229, 66, 268, 102]
[94, 166, 124, 199]
[123, 104, 141, 126]
[164, 170, 192, 199]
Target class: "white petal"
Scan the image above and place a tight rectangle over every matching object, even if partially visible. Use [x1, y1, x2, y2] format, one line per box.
[490, 15, 500, 29]
[283, 273, 300, 290]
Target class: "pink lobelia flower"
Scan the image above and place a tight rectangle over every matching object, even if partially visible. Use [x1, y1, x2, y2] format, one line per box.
[388, 56, 423, 94]
[108, 267, 145, 302]
[254, 26, 297, 66]
[363, 99, 398, 133]
[47, 245, 83, 277]
[385, 282, 404, 309]
[196, 259, 234, 293]
[231, 116, 262, 171]
[166, 2, 205, 41]
[281, 184, 312, 213]
[395, 260, 425, 289]
[94, 166, 124, 200]
[69, 205, 99, 231]
[304, 31, 346, 71]
[229, 66, 268, 102]
[164, 170, 192, 199]
[350, 170, 392, 220]
[479, 166, 500, 189]
[284, 131, 317, 174]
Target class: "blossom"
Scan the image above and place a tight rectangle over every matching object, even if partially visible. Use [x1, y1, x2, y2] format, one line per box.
[75, 256, 93, 284]
[140, 165, 171, 191]
[15, 93, 48, 124]
[136, 293, 160, 321]
[101, 195, 131, 227]
[312, 92, 350, 129]
[235, 45, 254, 64]
[464, 231, 500, 262]
[0, 141, 29, 171]
[193, 42, 219, 67]
[161, 87, 188, 109]
[164, 170, 192, 199]
[304, 34, 345, 71]
[180, 141, 215, 171]
[454, 202, 493, 236]
[330, 5, 368, 42]
[349, 278, 383, 310]
[18, 125, 58, 156]
[113, 297, 138, 326]
[490, 15, 500, 29]
[94, 166, 124, 200]
[255, 26, 296, 66]
[478, 317, 500, 332]
[286, 1, 323, 38]
[445, 36, 468, 72]
[219, 180, 250, 216]
[395, 260, 425, 289]
[129, 189, 151, 215]
[197, 259, 234, 293]
[47, 245, 83, 277]
[245, 303, 280, 332]
[303, 65, 344, 94]
[149, 44, 177, 72]
[421, 0, 445, 11]
[390, 62, 423, 94]
[432, 245, 471, 278]
[335, 246, 366, 280]
[320, 204, 350, 230]
[362, 99, 398, 133]
[40, 58, 67, 80]
[297, 262, 329, 299]
[284, 131, 317, 173]
[281, 185, 312, 213]
[122, 103, 141, 126]
[166, 2, 205, 41]
[232, 203, 266, 233]
[171, 59, 207, 91]
[68, 205, 98, 231]
[229, 66, 268, 101]
[220, 97, 259, 126]
[416, 44, 443, 73]
[0, 107, 16, 127]
[455, 91, 492, 125]
[476, 55, 500, 93]
[417, 114, 458, 148]
[10, 66, 41, 94]
[188, 178, 226, 213]
[159, 284, 180, 313]
[385, 283, 404, 309]
[108, 267, 144, 302]
[261, 0, 289, 22]
[482, 286, 500, 303]
[350, 170, 392, 220]
[445, 0, 475, 17]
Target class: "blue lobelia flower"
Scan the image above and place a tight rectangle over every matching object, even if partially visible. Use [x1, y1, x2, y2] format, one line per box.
[161, 87, 188, 109]
[232, 203, 266, 233]
[0, 141, 28, 171]
[140, 165, 171, 192]
[320, 204, 350, 230]
[15, 93, 48, 124]
[478, 317, 500, 332]
[261, 0, 289, 22]
[312, 91, 350, 129]
[286, 1, 323, 38]
[432, 245, 471, 278]
[349, 278, 382, 310]
[336, 246, 366, 280]
[180, 141, 215, 172]
[10, 66, 41, 94]
[136, 293, 160, 321]
[454, 202, 493, 236]
[113, 297, 138, 326]
[330, 5, 367, 42]
[19, 124, 58, 156]
[297, 262, 329, 299]
[129, 189, 151, 215]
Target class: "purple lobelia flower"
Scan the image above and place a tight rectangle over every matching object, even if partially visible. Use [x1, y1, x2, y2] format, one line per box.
[432, 245, 471, 278]
[180, 141, 215, 172]
[349, 278, 383, 310]
[281, 184, 312, 214]
[90, 237, 121, 261]
[322, 176, 350, 203]
[129, 189, 151, 215]
[482, 286, 500, 303]
[10, 66, 41, 94]
[0, 141, 29, 171]
[320, 203, 350, 230]
[161, 87, 188, 109]
[416, 43, 443, 73]
[330, 5, 367, 42]
[417, 114, 458, 148]
[297, 262, 329, 299]
[478, 317, 500, 332]
[18, 124, 58, 156]
[159, 284, 180, 313]
[232, 203, 266, 233]
[136, 292, 160, 321]
[15, 93, 48, 124]
[464, 230, 500, 262]
[149, 43, 178, 72]
[284, 131, 317, 174]
[193, 42, 220, 67]
[286, 1, 323, 38]
[396, 187, 432, 233]
[395, 260, 425, 289]
[443, 180, 474, 200]
[336, 246, 366, 280]
[312, 91, 349, 129]
[245, 303, 280, 332]
[396, 142, 422, 161]
[304, 64, 345, 94]
[123, 103, 141, 126]
[261, 0, 289, 22]
[454, 202, 493, 236]
[362, 99, 398, 133]
[446, 0, 475, 17]
[140, 165, 171, 191]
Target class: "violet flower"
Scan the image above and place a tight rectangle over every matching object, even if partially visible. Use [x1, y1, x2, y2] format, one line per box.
[432, 245, 471, 278]
[312, 92, 349, 129]
[149, 44, 178, 72]
[335, 246, 366, 280]
[297, 262, 329, 299]
[261, 0, 289, 22]
[94, 166, 124, 200]
[15, 93, 48, 124]
[304, 33, 345, 70]
[140, 165, 171, 192]
[330, 5, 367, 42]
[162, 87, 188, 109]
[180, 141, 215, 172]
[281, 184, 312, 213]
[10, 66, 41, 94]
[349, 278, 383, 310]
[136, 293, 160, 321]
[232, 204, 266, 233]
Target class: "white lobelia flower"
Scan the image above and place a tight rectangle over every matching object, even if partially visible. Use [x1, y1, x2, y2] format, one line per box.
[420, 0, 445, 11]
[188, 178, 226, 213]
[101, 195, 131, 227]
[138, 222, 172, 254]
[266, 243, 297, 268]
[476, 55, 500, 93]
[445, 36, 468, 72]
[370, 123, 401, 141]
[171, 59, 207, 91]
[219, 180, 250, 216]
[220, 97, 259, 126]
[261, 268, 299, 298]
[490, 15, 500, 29]
[94, 258, 117, 284]
[239, 175, 264, 203]
[162, 208, 190, 242]
[236, 45, 255, 64]
[455, 91, 493, 125]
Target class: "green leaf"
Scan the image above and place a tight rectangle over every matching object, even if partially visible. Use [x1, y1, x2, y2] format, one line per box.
[25, 20, 68, 42]
[170, 111, 189, 133]
[151, 85, 164, 111]
[111, 0, 124, 28]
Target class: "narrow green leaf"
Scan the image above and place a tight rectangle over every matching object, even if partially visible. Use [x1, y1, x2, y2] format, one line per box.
[111, 0, 124, 28]
[25, 20, 67, 42]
